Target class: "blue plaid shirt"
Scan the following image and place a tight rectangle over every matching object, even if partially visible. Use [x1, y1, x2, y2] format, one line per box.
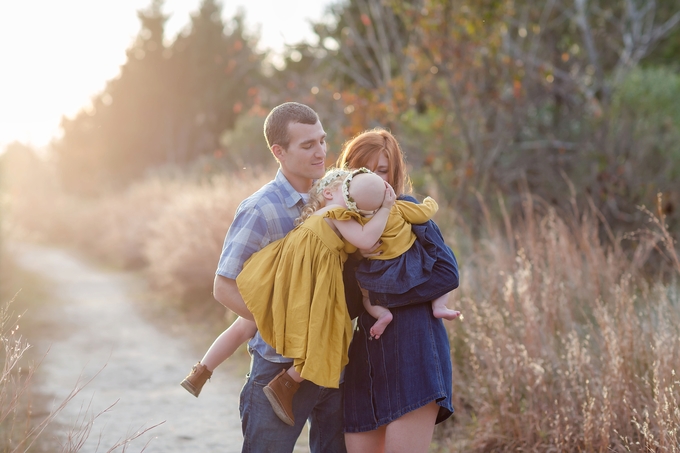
[216, 169, 305, 363]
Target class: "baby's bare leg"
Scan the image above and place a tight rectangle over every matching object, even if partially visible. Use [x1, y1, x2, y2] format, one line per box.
[285, 366, 304, 383]
[431, 292, 461, 321]
[361, 287, 392, 339]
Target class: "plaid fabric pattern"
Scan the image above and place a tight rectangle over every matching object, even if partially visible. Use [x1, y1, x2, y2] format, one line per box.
[216, 170, 304, 280]
[216, 169, 305, 363]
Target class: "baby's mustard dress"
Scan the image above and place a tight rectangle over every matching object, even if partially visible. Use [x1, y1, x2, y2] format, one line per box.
[236, 207, 359, 388]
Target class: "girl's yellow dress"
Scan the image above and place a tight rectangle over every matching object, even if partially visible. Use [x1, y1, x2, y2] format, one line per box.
[236, 207, 358, 388]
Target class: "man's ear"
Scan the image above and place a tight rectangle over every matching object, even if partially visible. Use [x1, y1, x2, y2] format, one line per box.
[271, 144, 285, 162]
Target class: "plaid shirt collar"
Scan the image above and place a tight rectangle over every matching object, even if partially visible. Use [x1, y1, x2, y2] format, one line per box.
[274, 169, 306, 209]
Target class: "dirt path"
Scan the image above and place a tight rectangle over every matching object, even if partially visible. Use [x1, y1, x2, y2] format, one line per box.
[9, 242, 309, 452]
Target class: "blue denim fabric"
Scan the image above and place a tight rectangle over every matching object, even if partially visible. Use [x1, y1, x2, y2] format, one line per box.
[356, 229, 437, 293]
[343, 301, 454, 432]
[240, 349, 346, 453]
[371, 217, 459, 308]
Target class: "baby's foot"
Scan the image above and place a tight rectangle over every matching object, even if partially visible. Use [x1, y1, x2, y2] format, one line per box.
[369, 311, 393, 339]
[432, 306, 461, 321]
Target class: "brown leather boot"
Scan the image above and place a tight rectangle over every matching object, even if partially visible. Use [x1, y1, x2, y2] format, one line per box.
[180, 362, 212, 397]
[263, 369, 300, 426]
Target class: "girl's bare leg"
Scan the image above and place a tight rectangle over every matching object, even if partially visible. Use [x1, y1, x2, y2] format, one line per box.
[431, 292, 461, 321]
[384, 401, 439, 453]
[345, 425, 386, 453]
[285, 365, 304, 383]
[361, 287, 393, 339]
[200, 316, 257, 371]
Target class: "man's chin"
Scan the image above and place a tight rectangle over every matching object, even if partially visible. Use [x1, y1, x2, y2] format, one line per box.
[310, 167, 326, 179]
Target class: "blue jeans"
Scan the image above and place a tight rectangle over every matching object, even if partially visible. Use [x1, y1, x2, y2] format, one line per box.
[240, 349, 346, 453]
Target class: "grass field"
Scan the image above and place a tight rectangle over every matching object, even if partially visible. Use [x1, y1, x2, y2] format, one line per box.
[3, 170, 679, 451]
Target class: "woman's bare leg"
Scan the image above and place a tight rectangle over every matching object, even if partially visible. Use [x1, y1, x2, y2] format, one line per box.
[384, 401, 439, 453]
[345, 425, 386, 453]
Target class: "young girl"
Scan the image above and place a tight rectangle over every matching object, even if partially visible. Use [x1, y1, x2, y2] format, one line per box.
[181, 167, 459, 426]
[181, 168, 394, 406]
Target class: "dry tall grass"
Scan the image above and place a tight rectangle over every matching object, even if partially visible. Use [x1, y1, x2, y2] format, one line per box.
[0, 296, 162, 452]
[441, 193, 680, 452]
[142, 172, 270, 304]
[5, 160, 680, 451]
[4, 167, 271, 306]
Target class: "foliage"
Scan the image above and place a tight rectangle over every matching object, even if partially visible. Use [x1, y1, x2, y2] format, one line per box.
[6, 159, 680, 450]
[53, 0, 263, 195]
[218, 108, 272, 170]
[584, 67, 680, 231]
[166, 1, 263, 164]
[438, 193, 680, 451]
[143, 171, 268, 303]
[289, 0, 680, 240]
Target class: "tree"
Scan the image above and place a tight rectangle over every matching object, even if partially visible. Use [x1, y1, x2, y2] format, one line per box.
[54, 0, 172, 193]
[167, 0, 263, 165]
[301, 0, 680, 234]
[54, 0, 264, 193]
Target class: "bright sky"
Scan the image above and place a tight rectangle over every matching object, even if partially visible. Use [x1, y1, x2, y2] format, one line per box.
[0, 0, 334, 152]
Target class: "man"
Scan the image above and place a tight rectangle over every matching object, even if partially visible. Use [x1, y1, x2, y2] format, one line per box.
[213, 102, 346, 452]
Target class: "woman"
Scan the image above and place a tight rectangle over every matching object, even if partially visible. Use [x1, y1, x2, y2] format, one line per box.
[337, 128, 459, 453]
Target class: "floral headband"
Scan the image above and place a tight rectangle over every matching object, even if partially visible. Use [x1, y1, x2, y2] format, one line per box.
[342, 167, 375, 214]
[316, 168, 349, 195]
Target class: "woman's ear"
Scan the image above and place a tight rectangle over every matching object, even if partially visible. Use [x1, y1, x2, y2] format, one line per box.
[322, 187, 334, 200]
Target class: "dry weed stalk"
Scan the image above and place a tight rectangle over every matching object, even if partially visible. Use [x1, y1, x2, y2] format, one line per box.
[447, 193, 680, 452]
[143, 171, 270, 304]
[1, 298, 162, 452]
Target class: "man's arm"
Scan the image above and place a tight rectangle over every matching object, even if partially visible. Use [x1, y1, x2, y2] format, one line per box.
[213, 274, 255, 321]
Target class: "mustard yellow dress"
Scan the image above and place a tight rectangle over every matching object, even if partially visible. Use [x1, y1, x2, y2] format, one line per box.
[236, 207, 359, 388]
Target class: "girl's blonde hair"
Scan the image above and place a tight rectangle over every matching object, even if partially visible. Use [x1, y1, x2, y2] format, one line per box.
[336, 128, 411, 196]
[295, 168, 349, 226]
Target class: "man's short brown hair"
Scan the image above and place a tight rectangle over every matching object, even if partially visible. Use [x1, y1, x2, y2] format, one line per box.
[264, 102, 319, 150]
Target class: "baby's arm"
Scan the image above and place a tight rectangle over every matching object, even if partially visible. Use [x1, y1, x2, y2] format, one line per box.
[333, 183, 396, 249]
[399, 196, 439, 224]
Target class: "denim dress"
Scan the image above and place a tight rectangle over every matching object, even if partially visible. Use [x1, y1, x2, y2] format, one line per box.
[343, 196, 459, 432]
